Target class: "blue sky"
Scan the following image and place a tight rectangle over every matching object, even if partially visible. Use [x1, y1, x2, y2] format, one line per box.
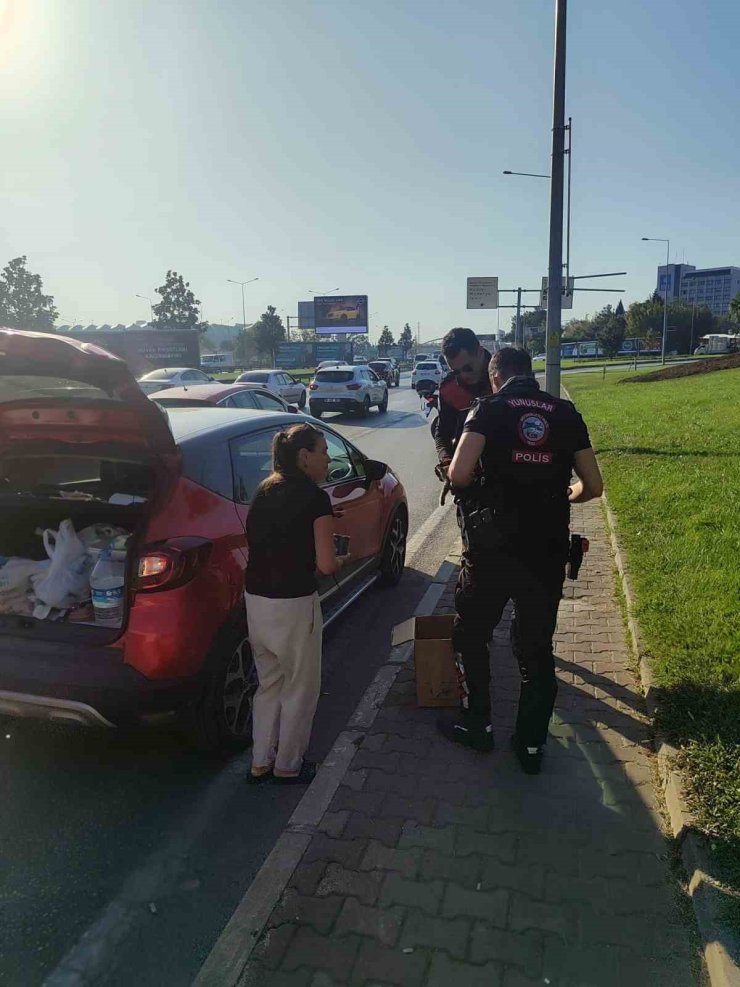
[1, 0, 738, 342]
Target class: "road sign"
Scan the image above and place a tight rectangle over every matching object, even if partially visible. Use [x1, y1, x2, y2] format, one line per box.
[467, 277, 499, 309]
[540, 276, 574, 309]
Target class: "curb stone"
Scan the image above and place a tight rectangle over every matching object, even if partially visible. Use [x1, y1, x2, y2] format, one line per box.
[602, 491, 740, 987]
[192, 556, 459, 987]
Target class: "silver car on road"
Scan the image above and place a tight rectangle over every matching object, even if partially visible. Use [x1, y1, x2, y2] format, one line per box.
[308, 365, 388, 418]
[235, 369, 307, 408]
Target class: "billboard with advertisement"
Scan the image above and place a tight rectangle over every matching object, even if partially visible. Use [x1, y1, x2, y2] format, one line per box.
[314, 295, 368, 335]
[61, 329, 200, 376]
[276, 341, 354, 369]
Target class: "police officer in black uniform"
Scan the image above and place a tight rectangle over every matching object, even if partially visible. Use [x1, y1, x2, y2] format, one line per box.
[438, 347, 603, 774]
[432, 327, 493, 470]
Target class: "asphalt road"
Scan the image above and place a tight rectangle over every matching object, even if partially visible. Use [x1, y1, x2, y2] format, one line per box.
[0, 380, 459, 987]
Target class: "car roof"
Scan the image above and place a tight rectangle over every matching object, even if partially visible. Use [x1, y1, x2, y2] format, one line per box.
[316, 364, 360, 372]
[166, 406, 298, 443]
[148, 383, 265, 402]
[139, 367, 192, 378]
[239, 368, 278, 374]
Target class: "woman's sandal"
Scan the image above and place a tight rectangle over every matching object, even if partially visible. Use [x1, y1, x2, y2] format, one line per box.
[272, 760, 317, 785]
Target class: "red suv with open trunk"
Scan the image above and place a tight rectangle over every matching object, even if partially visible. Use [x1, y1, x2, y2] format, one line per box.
[0, 330, 408, 752]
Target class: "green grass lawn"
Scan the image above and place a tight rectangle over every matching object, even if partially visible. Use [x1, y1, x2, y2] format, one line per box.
[567, 368, 740, 914]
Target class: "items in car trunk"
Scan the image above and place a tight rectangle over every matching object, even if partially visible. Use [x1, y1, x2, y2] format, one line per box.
[0, 521, 130, 623]
[90, 550, 126, 628]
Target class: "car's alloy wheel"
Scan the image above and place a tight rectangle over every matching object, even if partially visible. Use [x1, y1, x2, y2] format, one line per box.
[185, 624, 256, 754]
[222, 636, 258, 740]
[379, 512, 407, 586]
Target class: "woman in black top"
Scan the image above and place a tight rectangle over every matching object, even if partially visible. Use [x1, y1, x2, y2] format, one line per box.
[245, 423, 347, 784]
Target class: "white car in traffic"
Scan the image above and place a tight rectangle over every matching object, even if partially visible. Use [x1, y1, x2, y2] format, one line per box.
[235, 369, 307, 408]
[411, 361, 445, 390]
[137, 367, 213, 395]
[309, 365, 388, 418]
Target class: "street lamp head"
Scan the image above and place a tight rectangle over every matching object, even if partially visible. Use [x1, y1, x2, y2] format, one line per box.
[503, 171, 512, 175]
[641, 237, 650, 241]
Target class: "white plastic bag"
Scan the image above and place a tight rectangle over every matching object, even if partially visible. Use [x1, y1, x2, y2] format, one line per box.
[32, 520, 91, 610]
[0, 558, 50, 614]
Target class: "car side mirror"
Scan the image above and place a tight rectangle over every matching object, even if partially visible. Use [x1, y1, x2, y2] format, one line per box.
[288, 404, 299, 414]
[364, 459, 388, 483]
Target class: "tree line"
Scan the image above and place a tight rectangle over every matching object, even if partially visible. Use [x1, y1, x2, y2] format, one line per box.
[3, 255, 739, 363]
[510, 291, 740, 357]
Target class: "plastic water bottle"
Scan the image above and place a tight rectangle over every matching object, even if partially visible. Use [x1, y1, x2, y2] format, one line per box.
[90, 550, 125, 628]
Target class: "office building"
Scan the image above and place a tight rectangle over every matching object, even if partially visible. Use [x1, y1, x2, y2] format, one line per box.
[657, 263, 740, 316]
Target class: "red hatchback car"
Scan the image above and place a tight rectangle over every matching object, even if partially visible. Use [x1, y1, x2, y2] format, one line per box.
[148, 382, 300, 415]
[0, 330, 408, 752]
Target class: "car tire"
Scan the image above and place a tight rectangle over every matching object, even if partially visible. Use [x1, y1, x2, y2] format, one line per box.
[185, 620, 257, 755]
[378, 509, 407, 586]
[309, 403, 323, 418]
[298, 391, 307, 409]
[358, 396, 371, 417]
[378, 391, 388, 413]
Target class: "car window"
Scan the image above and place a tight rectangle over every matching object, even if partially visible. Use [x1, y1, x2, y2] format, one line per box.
[322, 430, 360, 484]
[316, 370, 354, 383]
[139, 369, 177, 381]
[229, 391, 258, 409]
[278, 374, 291, 386]
[368, 370, 380, 381]
[238, 372, 270, 383]
[417, 362, 439, 371]
[230, 427, 284, 504]
[193, 370, 210, 381]
[252, 391, 286, 411]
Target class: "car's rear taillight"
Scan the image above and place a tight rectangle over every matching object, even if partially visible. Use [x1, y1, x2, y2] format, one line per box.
[346, 383, 362, 390]
[309, 382, 318, 390]
[136, 537, 212, 593]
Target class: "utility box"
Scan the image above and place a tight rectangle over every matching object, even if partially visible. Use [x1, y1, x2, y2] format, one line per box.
[393, 614, 458, 708]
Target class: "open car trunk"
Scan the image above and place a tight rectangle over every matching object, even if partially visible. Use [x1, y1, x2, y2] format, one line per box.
[0, 328, 178, 644]
[0, 453, 156, 643]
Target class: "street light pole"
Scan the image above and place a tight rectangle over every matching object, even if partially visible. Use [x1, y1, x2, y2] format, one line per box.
[545, 0, 567, 397]
[503, 117, 573, 284]
[641, 237, 670, 364]
[515, 288, 522, 347]
[227, 277, 259, 335]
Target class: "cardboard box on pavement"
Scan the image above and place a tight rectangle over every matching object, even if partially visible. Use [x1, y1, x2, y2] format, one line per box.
[392, 614, 458, 707]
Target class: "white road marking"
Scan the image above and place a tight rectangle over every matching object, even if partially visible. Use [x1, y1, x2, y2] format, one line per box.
[405, 498, 454, 567]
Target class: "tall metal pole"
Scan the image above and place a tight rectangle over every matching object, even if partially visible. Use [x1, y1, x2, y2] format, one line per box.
[240, 284, 247, 338]
[545, 0, 567, 397]
[690, 302, 696, 355]
[515, 287, 522, 347]
[565, 117, 572, 282]
[661, 240, 670, 365]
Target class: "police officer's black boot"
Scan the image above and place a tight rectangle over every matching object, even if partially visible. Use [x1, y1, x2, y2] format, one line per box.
[437, 709, 494, 752]
[510, 734, 544, 775]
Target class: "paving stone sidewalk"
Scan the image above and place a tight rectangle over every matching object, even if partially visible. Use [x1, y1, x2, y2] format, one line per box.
[240, 500, 702, 986]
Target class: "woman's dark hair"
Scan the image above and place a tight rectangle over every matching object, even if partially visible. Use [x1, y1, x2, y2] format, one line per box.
[442, 327, 480, 360]
[260, 423, 323, 491]
[490, 347, 533, 380]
